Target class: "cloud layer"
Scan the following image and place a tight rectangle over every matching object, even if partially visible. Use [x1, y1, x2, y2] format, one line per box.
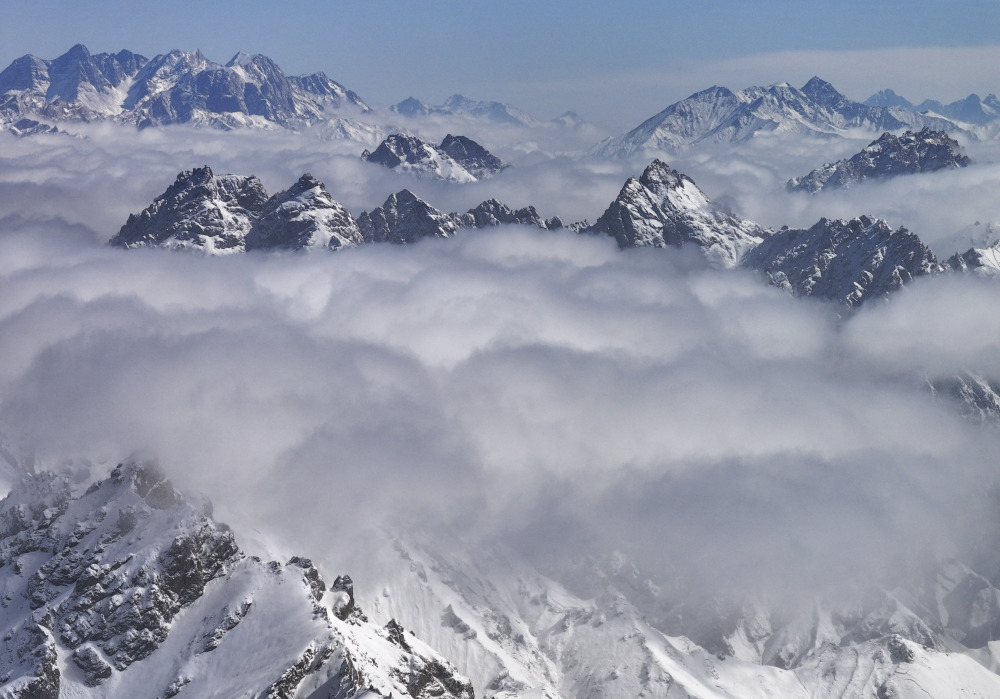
[1, 125, 999, 603]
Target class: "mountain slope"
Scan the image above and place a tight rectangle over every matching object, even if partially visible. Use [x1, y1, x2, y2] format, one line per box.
[788, 128, 972, 192]
[357, 533, 1000, 699]
[0, 457, 473, 698]
[586, 159, 767, 267]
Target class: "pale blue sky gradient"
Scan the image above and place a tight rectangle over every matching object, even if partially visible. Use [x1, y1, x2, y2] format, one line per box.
[3, 0, 998, 129]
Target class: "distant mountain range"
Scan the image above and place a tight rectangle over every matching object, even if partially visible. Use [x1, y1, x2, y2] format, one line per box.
[9, 47, 1000, 162]
[864, 89, 1000, 125]
[592, 77, 972, 157]
[0, 43, 367, 129]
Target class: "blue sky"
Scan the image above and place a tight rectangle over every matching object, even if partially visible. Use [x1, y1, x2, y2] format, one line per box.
[3, 0, 999, 129]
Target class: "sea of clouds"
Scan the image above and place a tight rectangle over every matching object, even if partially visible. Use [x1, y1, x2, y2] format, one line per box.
[1, 116, 1000, 604]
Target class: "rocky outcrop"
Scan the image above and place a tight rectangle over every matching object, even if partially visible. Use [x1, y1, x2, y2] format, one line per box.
[788, 128, 972, 192]
[439, 134, 508, 179]
[110, 166, 268, 252]
[111, 167, 361, 253]
[247, 174, 364, 251]
[361, 133, 507, 182]
[357, 190, 558, 245]
[741, 215, 942, 307]
[356, 189, 465, 244]
[947, 238, 1000, 275]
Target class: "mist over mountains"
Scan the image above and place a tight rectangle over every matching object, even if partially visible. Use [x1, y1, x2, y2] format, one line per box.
[4, 44, 1000, 698]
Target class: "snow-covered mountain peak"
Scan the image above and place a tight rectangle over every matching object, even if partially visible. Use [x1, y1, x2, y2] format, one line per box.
[361, 132, 506, 183]
[587, 159, 767, 267]
[112, 167, 365, 253]
[742, 215, 943, 306]
[593, 77, 965, 157]
[788, 127, 972, 192]
[800, 76, 847, 108]
[1, 45, 367, 129]
[225, 51, 259, 68]
[865, 88, 915, 109]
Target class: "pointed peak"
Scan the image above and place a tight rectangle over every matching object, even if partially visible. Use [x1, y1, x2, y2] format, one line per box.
[65, 43, 92, 58]
[392, 189, 421, 204]
[640, 159, 683, 183]
[801, 76, 845, 106]
[802, 76, 832, 89]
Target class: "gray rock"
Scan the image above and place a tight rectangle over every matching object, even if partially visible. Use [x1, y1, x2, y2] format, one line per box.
[587, 159, 767, 267]
[742, 215, 942, 306]
[788, 128, 972, 192]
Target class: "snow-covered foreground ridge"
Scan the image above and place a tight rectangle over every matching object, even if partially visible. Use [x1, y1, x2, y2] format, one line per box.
[6, 456, 1000, 698]
[0, 456, 473, 699]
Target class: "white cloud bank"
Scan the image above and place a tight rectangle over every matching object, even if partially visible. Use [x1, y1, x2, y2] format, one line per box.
[1, 124, 999, 603]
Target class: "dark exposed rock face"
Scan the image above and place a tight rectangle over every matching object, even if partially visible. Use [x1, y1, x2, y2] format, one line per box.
[587, 159, 766, 267]
[741, 215, 942, 307]
[0, 459, 239, 692]
[932, 372, 1000, 424]
[788, 128, 972, 192]
[247, 174, 364, 251]
[110, 166, 267, 251]
[5, 118, 60, 137]
[438, 134, 508, 179]
[111, 167, 361, 252]
[460, 199, 548, 229]
[361, 133, 507, 182]
[357, 190, 557, 245]
[115, 167, 559, 254]
[357, 189, 464, 244]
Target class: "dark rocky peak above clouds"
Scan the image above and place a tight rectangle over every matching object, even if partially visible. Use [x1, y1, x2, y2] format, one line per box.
[742, 215, 943, 307]
[587, 159, 767, 267]
[788, 127, 972, 192]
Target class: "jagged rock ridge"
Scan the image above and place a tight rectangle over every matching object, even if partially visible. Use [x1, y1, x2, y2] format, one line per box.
[361, 133, 507, 183]
[110, 167, 363, 253]
[586, 159, 767, 268]
[0, 457, 473, 698]
[0, 44, 367, 129]
[356, 191, 560, 245]
[788, 128, 972, 192]
[113, 167, 563, 254]
[741, 215, 943, 307]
